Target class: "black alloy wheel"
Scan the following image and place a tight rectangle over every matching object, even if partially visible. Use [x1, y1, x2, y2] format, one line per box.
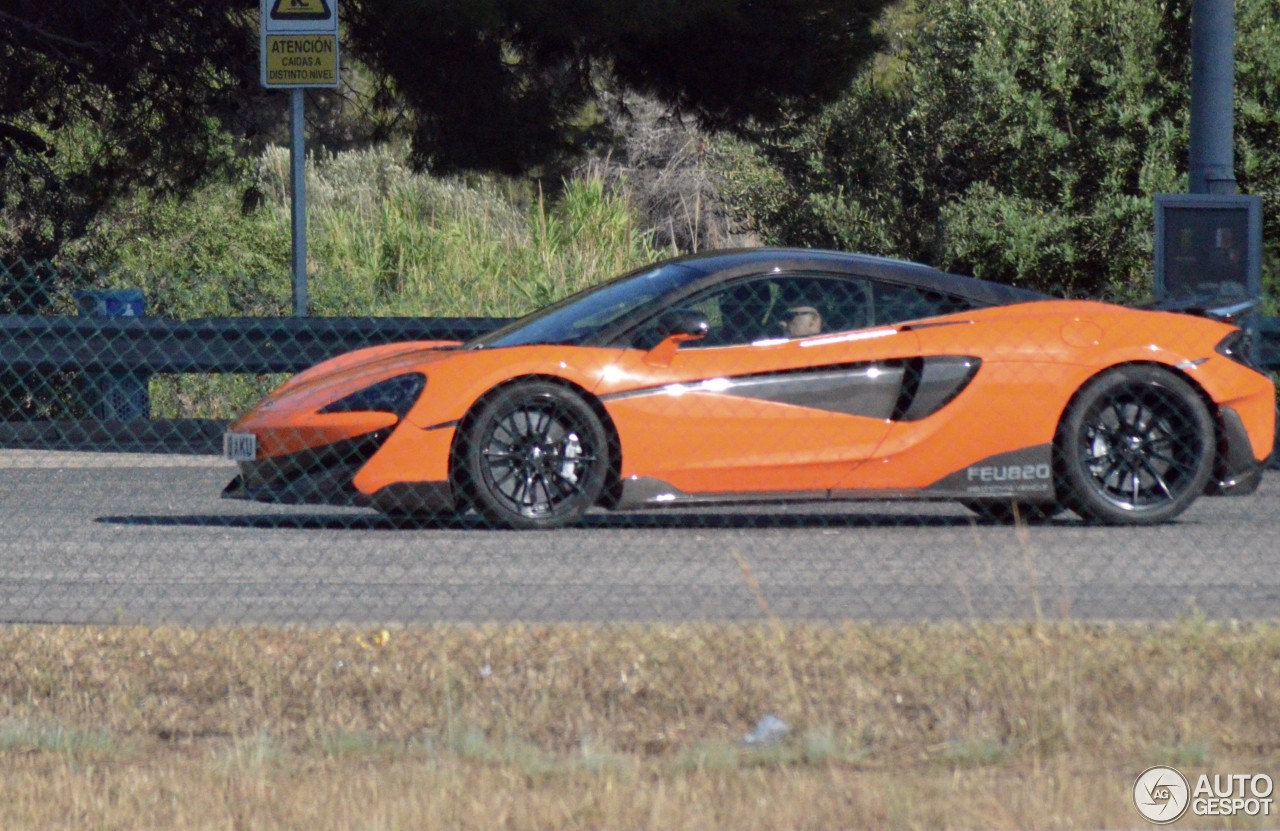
[460, 381, 609, 529]
[1056, 365, 1215, 525]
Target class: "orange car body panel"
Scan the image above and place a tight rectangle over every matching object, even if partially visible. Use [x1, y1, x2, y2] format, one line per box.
[842, 302, 1275, 491]
[353, 418, 455, 493]
[596, 326, 920, 492]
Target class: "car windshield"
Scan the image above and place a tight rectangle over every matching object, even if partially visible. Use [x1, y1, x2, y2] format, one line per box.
[469, 262, 703, 348]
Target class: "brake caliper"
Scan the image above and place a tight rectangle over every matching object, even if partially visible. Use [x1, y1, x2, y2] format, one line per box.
[560, 433, 582, 484]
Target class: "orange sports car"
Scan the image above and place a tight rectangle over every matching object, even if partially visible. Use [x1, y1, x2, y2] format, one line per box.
[223, 249, 1275, 528]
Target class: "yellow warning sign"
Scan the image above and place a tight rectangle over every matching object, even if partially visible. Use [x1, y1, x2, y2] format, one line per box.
[263, 35, 338, 87]
[270, 0, 331, 21]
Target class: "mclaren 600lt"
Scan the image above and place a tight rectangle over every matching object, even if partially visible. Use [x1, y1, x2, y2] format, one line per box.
[223, 249, 1275, 528]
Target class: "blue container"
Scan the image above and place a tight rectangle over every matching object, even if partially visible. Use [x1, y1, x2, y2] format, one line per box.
[75, 289, 150, 421]
[74, 288, 146, 318]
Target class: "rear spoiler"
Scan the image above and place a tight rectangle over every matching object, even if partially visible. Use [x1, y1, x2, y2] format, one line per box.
[1141, 294, 1257, 325]
[1143, 295, 1280, 373]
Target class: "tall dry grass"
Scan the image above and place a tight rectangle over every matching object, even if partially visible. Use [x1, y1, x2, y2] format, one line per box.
[253, 145, 666, 318]
[3, 621, 1279, 829]
[74, 145, 667, 320]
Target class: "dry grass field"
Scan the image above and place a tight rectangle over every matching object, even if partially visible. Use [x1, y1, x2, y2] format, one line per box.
[3, 621, 1279, 829]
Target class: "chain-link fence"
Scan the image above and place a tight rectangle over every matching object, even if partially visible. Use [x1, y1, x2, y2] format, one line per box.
[3, 254, 1280, 828]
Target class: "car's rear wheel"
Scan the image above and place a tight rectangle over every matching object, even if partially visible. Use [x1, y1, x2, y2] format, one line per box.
[1056, 365, 1215, 525]
[961, 500, 1064, 524]
[459, 381, 609, 529]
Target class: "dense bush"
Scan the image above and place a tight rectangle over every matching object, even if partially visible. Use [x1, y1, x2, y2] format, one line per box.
[722, 0, 1280, 302]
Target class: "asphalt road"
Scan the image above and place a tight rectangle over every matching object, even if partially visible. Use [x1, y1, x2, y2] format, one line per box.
[1, 450, 1278, 625]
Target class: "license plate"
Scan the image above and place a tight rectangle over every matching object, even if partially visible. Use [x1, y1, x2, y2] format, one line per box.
[223, 432, 258, 462]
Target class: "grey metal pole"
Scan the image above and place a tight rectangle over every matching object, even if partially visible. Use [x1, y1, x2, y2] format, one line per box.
[290, 88, 308, 316]
[1188, 0, 1237, 194]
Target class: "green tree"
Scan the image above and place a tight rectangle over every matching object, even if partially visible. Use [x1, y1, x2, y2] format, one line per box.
[1, 0, 893, 270]
[345, 0, 893, 175]
[0, 1, 261, 271]
[726, 0, 1280, 299]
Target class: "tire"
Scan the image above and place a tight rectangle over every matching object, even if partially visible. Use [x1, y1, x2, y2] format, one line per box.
[1055, 365, 1215, 525]
[961, 500, 1064, 524]
[458, 381, 609, 529]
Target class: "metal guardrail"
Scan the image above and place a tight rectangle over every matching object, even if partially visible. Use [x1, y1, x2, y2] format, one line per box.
[0, 314, 515, 447]
[0, 314, 513, 375]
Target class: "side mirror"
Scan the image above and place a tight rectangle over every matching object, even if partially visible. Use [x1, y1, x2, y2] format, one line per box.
[654, 309, 710, 340]
[643, 309, 709, 367]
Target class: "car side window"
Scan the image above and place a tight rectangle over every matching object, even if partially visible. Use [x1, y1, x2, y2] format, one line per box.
[627, 273, 886, 350]
[679, 278, 777, 347]
[673, 274, 873, 348]
[628, 289, 737, 350]
[779, 275, 872, 335]
[871, 281, 978, 326]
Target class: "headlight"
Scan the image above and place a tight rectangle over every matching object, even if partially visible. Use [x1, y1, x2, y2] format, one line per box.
[320, 373, 426, 418]
[1215, 330, 1257, 369]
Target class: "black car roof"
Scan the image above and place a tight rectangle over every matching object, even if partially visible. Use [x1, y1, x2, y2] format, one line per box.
[669, 248, 1047, 308]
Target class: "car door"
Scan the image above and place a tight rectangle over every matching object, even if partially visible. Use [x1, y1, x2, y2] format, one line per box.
[596, 272, 922, 495]
[831, 277, 989, 492]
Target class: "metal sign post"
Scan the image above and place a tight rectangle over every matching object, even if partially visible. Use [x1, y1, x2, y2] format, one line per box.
[260, 0, 340, 317]
[1153, 0, 1267, 362]
[289, 89, 308, 316]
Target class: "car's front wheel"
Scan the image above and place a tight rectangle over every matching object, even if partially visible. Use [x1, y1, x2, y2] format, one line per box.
[458, 381, 609, 529]
[1056, 365, 1215, 525]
